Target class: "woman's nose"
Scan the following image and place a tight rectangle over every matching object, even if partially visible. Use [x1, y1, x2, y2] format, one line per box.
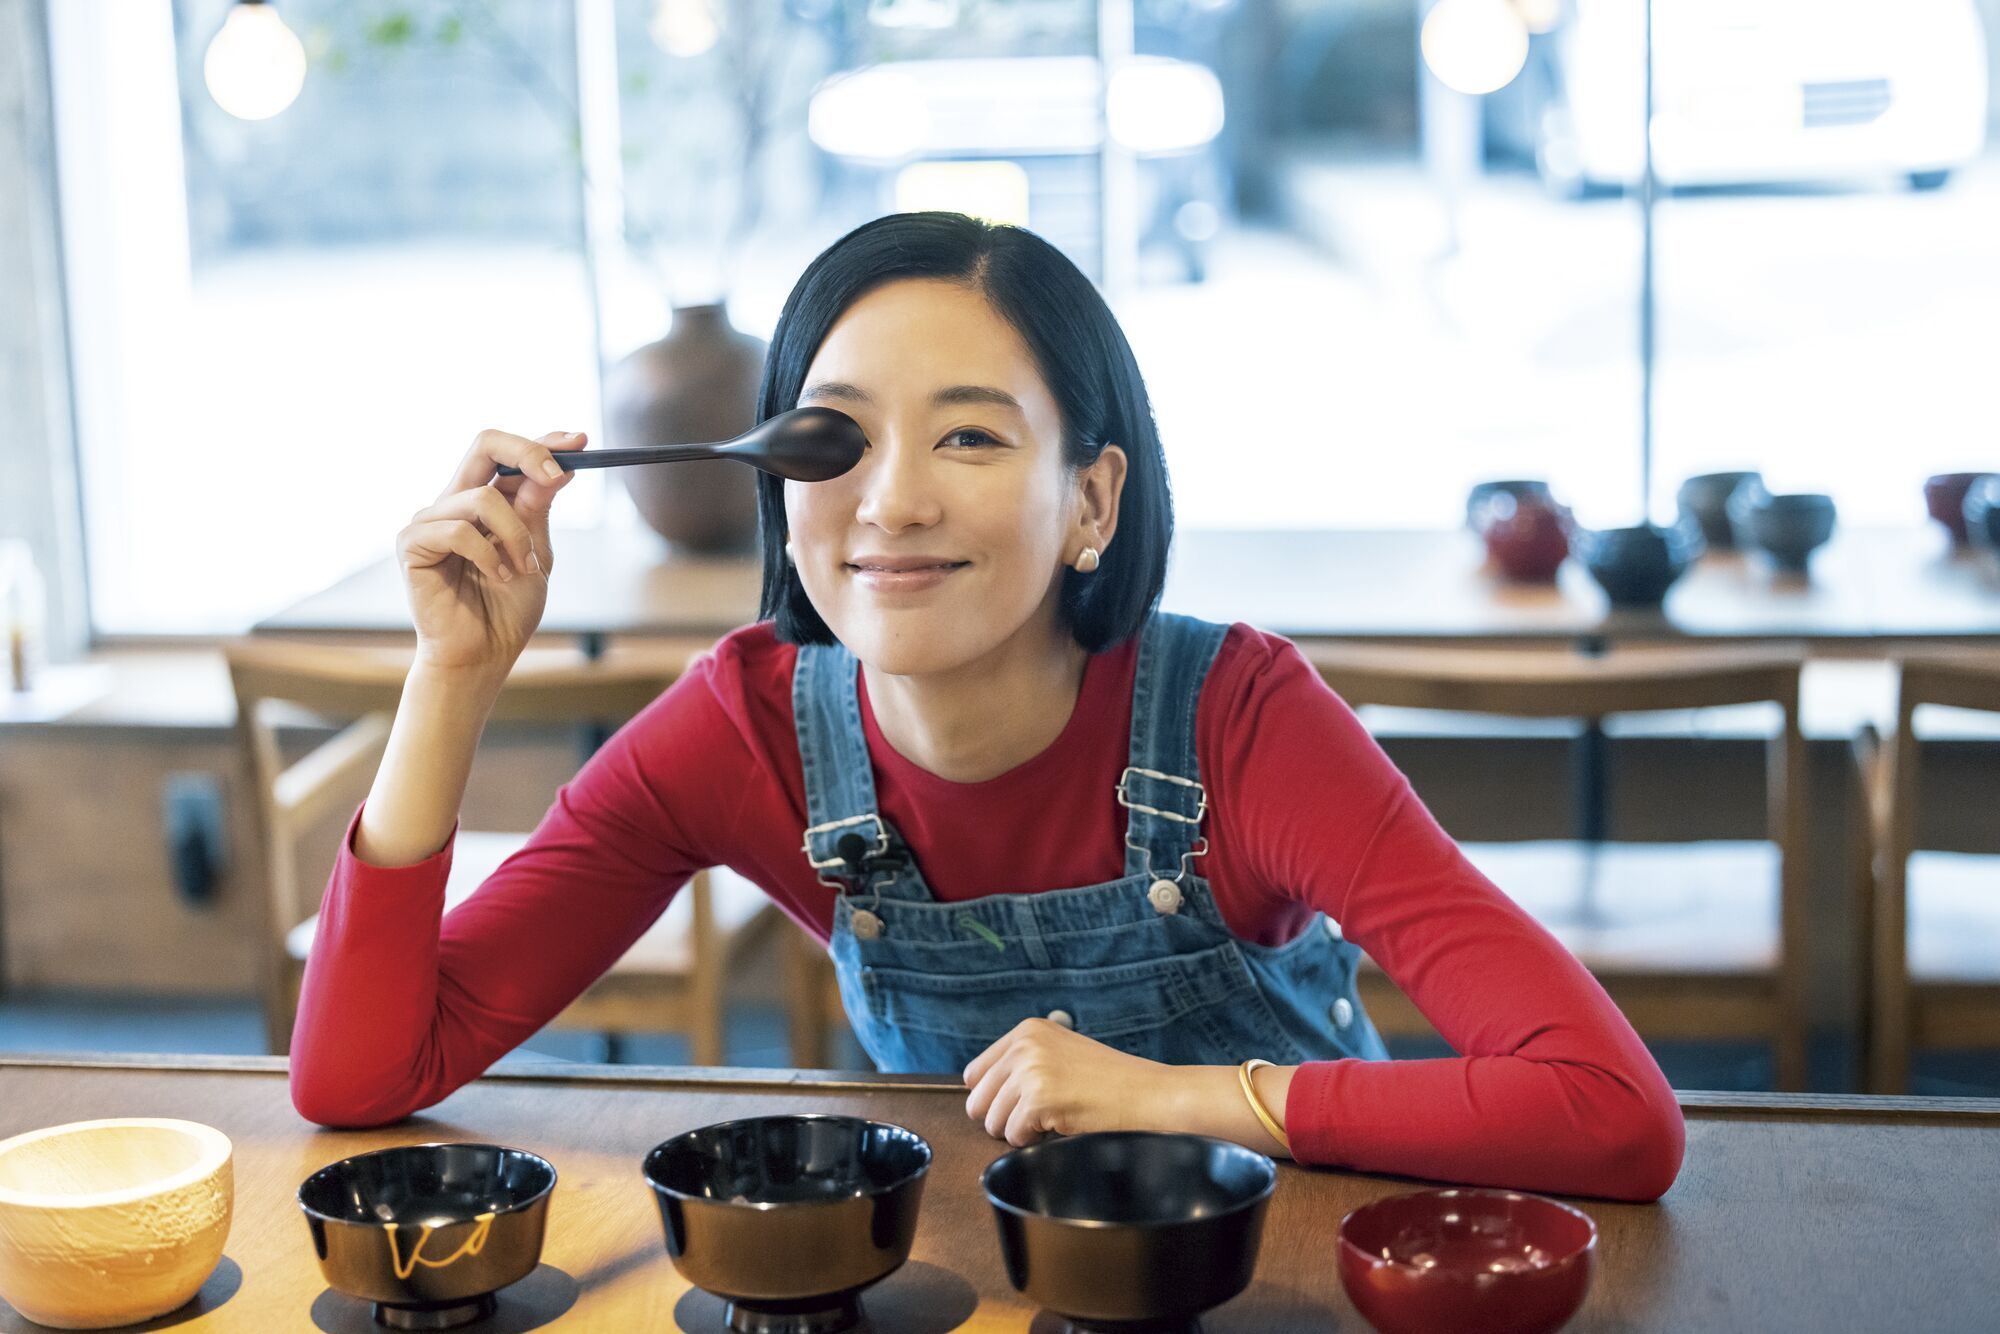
[853, 435, 942, 532]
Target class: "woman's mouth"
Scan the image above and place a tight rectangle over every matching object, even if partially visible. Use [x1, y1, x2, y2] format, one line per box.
[844, 559, 970, 592]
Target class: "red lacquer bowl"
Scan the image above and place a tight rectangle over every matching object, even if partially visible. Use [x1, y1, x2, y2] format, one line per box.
[1482, 495, 1574, 583]
[1338, 1188, 1597, 1334]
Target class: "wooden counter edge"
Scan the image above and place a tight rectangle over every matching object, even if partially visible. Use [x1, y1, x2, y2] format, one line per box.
[0, 1051, 960, 1094]
[3, 1053, 1997, 1121]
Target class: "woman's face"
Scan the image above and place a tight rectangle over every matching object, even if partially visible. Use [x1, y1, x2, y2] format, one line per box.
[785, 278, 1122, 677]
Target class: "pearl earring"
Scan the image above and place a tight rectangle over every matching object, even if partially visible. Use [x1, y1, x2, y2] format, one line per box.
[1075, 545, 1100, 573]
[784, 540, 797, 563]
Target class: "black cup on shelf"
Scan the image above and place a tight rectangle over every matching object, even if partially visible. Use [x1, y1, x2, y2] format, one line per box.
[1964, 474, 2000, 556]
[643, 1114, 930, 1334]
[1574, 519, 1703, 607]
[983, 1131, 1276, 1334]
[1675, 470, 1762, 550]
[1728, 485, 1838, 574]
[297, 1142, 556, 1331]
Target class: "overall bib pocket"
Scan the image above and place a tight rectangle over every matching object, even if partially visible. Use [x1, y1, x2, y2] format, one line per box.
[854, 940, 1311, 1069]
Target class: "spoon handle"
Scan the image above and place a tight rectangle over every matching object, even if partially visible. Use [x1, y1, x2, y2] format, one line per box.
[496, 443, 717, 476]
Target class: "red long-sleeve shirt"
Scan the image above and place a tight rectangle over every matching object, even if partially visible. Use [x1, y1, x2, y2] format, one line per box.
[291, 621, 1683, 1201]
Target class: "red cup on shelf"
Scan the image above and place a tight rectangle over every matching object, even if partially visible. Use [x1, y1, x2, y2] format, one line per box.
[1480, 494, 1574, 583]
[1339, 1188, 1597, 1334]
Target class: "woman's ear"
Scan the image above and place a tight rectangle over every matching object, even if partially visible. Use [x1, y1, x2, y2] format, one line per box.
[1075, 443, 1127, 557]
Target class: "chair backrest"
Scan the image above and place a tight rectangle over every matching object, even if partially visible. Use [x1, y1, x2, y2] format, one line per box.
[1882, 650, 2000, 862]
[1896, 651, 2000, 718]
[225, 639, 697, 951]
[1301, 642, 1805, 718]
[1299, 640, 1808, 849]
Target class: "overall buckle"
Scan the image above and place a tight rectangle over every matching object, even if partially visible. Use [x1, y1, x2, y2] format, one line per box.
[1115, 766, 1207, 825]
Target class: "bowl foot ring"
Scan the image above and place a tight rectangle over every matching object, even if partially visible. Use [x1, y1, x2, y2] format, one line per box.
[725, 1293, 864, 1334]
[373, 1292, 497, 1330]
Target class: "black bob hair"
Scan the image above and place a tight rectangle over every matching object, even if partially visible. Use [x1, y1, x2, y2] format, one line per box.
[754, 211, 1173, 654]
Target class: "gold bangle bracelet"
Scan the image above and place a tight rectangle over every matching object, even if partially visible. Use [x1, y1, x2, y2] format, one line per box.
[1236, 1058, 1291, 1155]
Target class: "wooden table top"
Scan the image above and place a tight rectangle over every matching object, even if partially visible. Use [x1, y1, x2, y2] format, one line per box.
[2, 1056, 1996, 1332]
[252, 525, 2000, 648]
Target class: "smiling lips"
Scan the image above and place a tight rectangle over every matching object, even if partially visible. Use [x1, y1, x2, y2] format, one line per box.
[845, 554, 969, 592]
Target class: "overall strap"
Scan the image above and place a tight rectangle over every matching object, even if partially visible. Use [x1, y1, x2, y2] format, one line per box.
[792, 639, 892, 878]
[1120, 612, 1232, 880]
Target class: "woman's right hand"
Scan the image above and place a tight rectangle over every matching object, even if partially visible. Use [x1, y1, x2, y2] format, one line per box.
[398, 428, 587, 674]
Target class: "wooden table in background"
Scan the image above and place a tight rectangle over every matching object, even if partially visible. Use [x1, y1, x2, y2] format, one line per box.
[2, 1056, 1996, 1332]
[253, 526, 2000, 650]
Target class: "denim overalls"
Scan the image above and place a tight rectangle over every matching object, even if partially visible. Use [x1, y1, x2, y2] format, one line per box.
[794, 610, 1390, 1074]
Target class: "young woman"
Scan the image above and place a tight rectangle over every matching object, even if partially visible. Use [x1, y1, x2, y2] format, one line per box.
[291, 212, 1683, 1202]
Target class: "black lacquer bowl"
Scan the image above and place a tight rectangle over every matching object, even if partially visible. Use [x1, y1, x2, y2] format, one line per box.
[1575, 519, 1703, 607]
[1729, 487, 1837, 573]
[643, 1114, 931, 1334]
[1675, 470, 1762, 549]
[297, 1142, 555, 1331]
[983, 1131, 1277, 1334]
[1962, 474, 2000, 557]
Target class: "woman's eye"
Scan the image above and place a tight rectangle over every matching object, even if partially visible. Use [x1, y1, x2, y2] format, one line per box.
[943, 429, 998, 449]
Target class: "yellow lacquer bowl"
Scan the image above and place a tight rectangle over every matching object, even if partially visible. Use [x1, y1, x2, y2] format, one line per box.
[0, 1118, 233, 1329]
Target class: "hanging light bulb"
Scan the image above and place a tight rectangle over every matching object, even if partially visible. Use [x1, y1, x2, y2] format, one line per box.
[204, 0, 307, 121]
[650, 0, 719, 58]
[1511, 0, 1560, 35]
[1420, 0, 1530, 97]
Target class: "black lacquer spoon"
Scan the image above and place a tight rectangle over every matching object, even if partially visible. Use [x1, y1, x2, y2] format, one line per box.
[496, 407, 865, 482]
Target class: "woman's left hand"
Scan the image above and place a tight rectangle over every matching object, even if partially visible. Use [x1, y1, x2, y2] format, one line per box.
[962, 1017, 1180, 1146]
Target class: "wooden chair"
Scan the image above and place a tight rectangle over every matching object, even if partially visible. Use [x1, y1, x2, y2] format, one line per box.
[226, 638, 774, 1062]
[1854, 652, 2000, 1093]
[1301, 642, 1812, 1091]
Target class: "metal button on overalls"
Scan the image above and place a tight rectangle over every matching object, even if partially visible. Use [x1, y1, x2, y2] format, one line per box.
[1332, 997, 1354, 1029]
[1046, 1009, 1075, 1029]
[1147, 878, 1183, 914]
[1324, 916, 1343, 942]
[850, 909, 883, 941]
